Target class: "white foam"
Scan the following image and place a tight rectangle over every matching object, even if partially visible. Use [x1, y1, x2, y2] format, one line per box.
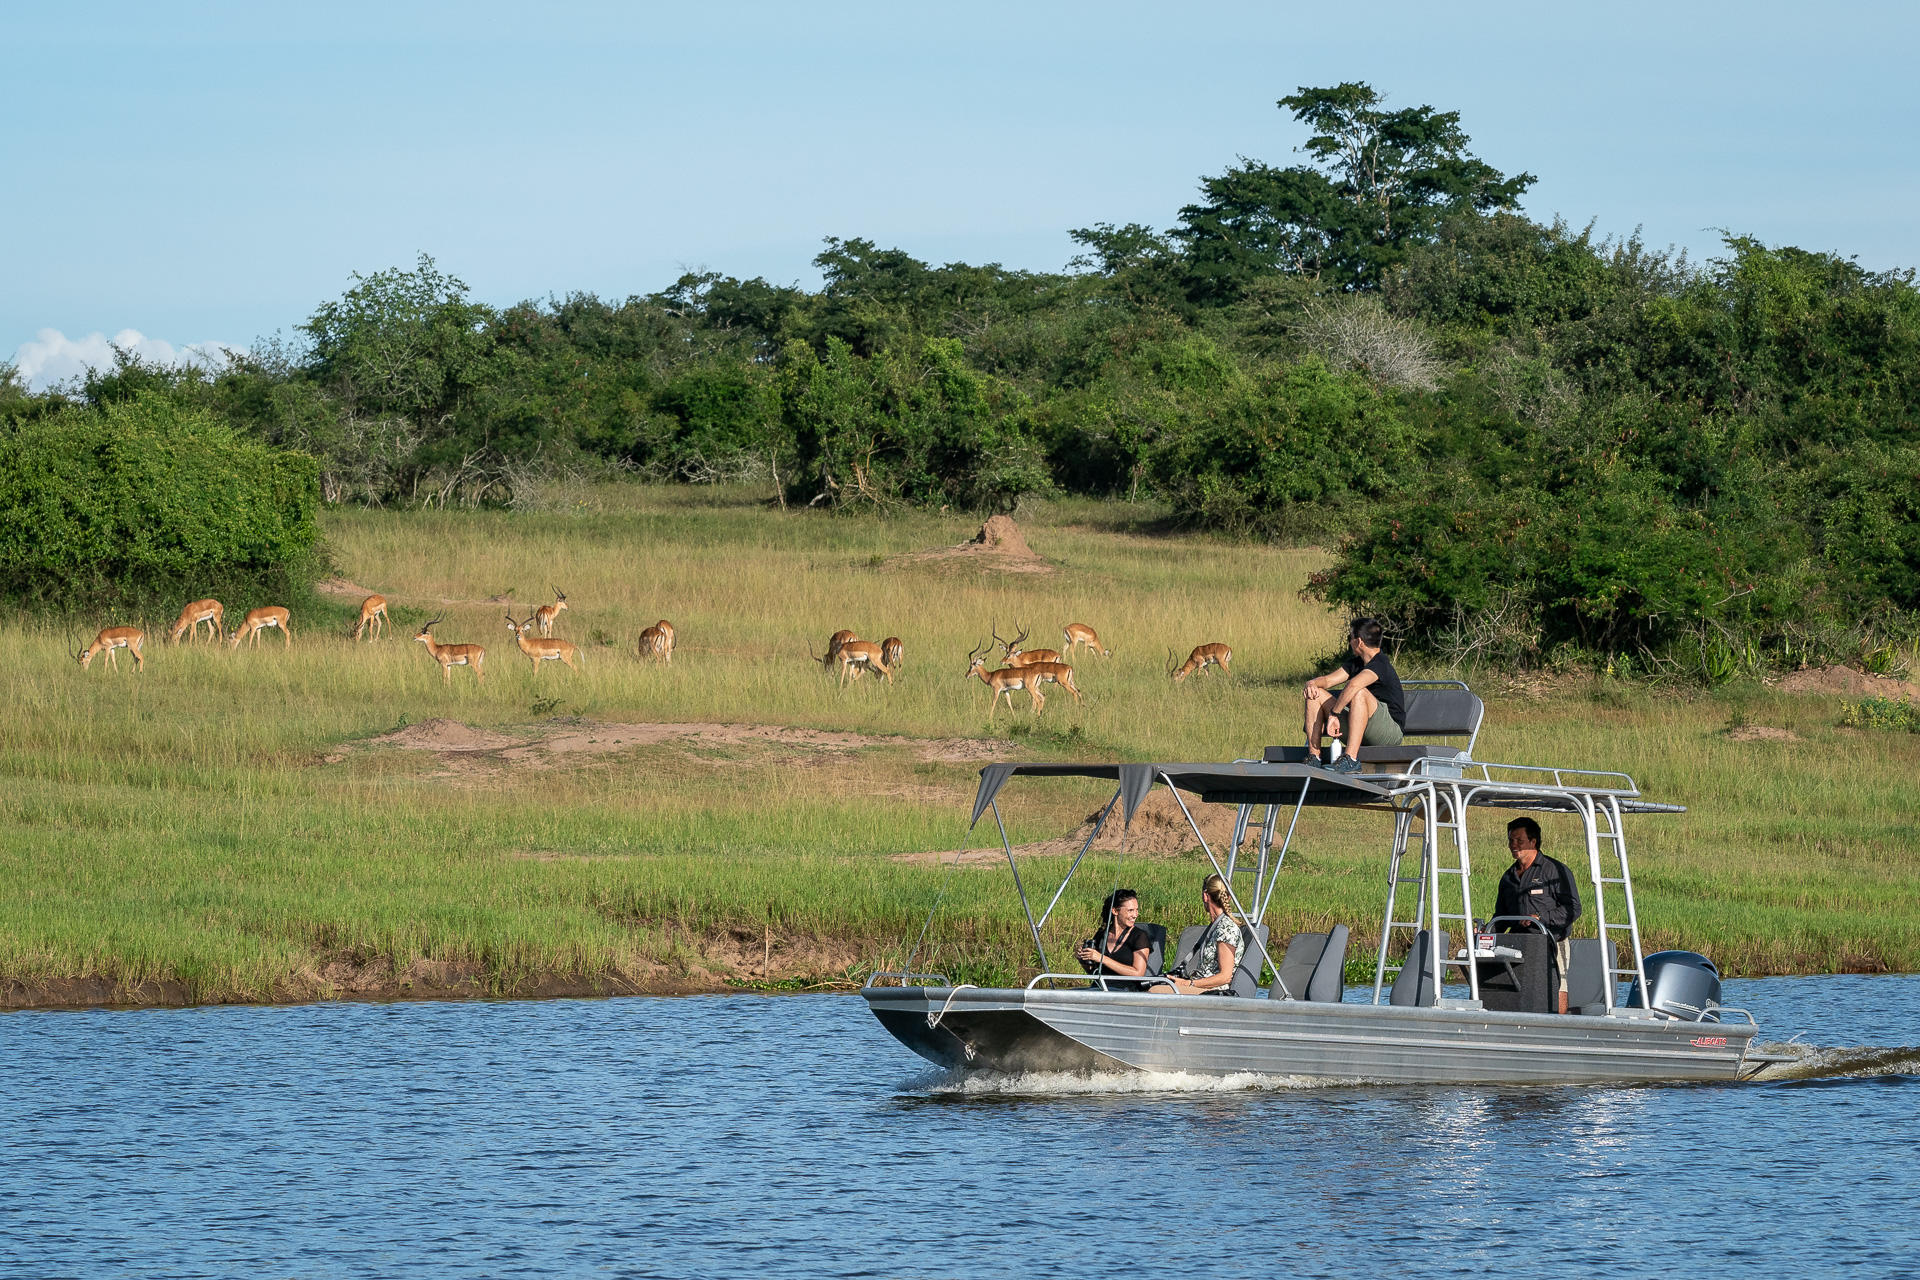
[1744, 1042, 1920, 1082]
[909, 1067, 1341, 1097]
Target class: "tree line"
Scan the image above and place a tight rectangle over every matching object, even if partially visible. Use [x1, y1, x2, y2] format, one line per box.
[5, 83, 1916, 679]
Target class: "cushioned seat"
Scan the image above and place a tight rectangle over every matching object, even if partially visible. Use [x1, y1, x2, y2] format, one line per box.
[1389, 929, 1451, 1007]
[1271, 925, 1349, 1001]
[1228, 924, 1271, 998]
[1565, 937, 1619, 1014]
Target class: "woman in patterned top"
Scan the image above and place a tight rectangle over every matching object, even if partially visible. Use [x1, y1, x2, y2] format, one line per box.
[1157, 873, 1242, 995]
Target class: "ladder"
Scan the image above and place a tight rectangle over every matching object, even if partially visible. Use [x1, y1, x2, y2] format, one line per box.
[1581, 793, 1649, 1012]
[1371, 782, 1480, 1004]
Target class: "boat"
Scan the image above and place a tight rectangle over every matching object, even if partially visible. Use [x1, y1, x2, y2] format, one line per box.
[864, 682, 1789, 1085]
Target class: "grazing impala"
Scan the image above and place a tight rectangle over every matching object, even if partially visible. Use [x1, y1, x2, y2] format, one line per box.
[1171, 642, 1232, 682]
[832, 639, 893, 686]
[1063, 623, 1111, 659]
[77, 626, 146, 671]
[506, 613, 579, 675]
[638, 621, 673, 663]
[965, 642, 1043, 719]
[532, 587, 569, 637]
[352, 594, 389, 641]
[880, 636, 903, 673]
[996, 621, 1061, 668]
[229, 607, 293, 648]
[413, 618, 485, 684]
[168, 599, 223, 644]
[815, 630, 858, 674]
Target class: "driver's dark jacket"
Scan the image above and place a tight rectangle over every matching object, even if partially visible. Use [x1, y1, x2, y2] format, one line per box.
[1494, 852, 1582, 941]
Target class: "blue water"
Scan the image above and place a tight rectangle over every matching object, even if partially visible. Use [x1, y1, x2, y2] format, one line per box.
[3, 976, 1916, 1279]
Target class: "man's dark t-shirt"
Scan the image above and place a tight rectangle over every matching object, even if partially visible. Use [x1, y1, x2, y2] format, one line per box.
[1341, 652, 1406, 728]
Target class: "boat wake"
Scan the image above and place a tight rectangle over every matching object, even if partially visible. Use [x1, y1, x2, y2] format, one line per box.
[911, 1067, 1340, 1097]
[1744, 1042, 1920, 1083]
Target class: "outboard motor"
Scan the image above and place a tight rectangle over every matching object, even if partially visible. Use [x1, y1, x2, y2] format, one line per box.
[1623, 950, 1722, 1021]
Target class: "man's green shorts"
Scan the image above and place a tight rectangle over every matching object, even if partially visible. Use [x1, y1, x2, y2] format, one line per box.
[1363, 703, 1404, 746]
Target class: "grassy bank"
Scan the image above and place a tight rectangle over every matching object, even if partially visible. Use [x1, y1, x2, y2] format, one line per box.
[3, 486, 1915, 1007]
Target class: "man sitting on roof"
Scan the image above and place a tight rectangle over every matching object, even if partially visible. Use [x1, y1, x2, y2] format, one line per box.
[1303, 617, 1406, 775]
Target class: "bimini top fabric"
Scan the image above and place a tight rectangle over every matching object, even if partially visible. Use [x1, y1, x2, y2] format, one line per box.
[967, 761, 1681, 830]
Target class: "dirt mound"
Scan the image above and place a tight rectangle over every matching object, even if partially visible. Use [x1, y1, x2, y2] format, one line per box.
[1726, 725, 1801, 743]
[373, 718, 520, 751]
[890, 516, 1052, 575]
[1778, 665, 1920, 701]
[895, 788, 1240, 866]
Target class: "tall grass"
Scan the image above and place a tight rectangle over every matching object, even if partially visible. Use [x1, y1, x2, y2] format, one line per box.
[2, 485, 1914, 1002]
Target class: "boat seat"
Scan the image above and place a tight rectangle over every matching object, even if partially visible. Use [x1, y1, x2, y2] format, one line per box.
[1271, 925, 1349, 1001]
[1565, 937, 1619, 1014]
[1263, 682, 1486, 772]
[1169, 924, 1208, 977]
[1389, 929, 1452, 1008]
[1228, 924, 1270, 998]
[1140, 923, 1168, 978]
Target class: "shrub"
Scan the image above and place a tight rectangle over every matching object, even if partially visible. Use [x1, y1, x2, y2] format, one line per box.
[0, 393, 320, 611]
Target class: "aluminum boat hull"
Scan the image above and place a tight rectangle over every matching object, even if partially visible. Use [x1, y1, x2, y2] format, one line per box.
[864, 986, 1761, 1085]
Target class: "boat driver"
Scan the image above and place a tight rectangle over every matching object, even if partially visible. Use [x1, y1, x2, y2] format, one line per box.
[1494, 817, 1583, 1014]
[1303, 617, 1406, 775]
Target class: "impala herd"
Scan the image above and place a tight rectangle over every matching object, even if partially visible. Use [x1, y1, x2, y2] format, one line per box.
[75, 589, 1235, 719]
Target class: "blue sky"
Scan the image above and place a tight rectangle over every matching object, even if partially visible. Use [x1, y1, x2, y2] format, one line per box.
[6, 1, 1917, 386]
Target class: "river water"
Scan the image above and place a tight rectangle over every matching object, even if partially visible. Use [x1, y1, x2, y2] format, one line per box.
[4, 975, 1917, 1278]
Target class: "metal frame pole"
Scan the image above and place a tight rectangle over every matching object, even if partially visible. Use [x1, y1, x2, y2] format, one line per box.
[991, 799, 1048, 972]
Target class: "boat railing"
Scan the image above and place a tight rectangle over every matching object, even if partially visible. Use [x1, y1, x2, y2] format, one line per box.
[1659, 999, 1758, 1027]
[1405, 755, 1642, 795]
[865, 970, 952, 989]
[1026, 972, 1180, 993]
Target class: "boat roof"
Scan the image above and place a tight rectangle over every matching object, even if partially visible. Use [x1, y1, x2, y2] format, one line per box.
[969, 760, 1684, 830]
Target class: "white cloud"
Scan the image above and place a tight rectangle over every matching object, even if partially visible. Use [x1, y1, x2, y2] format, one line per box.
[9, 328, 246, 392]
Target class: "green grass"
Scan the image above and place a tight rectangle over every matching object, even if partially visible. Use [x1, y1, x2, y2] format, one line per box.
[3, 484, 1916, 1003]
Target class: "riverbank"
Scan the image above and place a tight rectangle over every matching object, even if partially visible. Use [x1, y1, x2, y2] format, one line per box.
[4, 486, 1915, 1010]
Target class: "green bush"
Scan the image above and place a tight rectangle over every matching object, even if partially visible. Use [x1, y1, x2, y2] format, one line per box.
[1840, 697, 1920, 733]
[0, 392, 320, 611]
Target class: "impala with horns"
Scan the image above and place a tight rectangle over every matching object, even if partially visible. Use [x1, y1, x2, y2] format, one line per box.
[1063, 622, 1111, 659]
[994, 621, 1060, 668]
[168, 599, 223, 644]
[76, 626, 146, 671]
[413, 618, 485, 684]
[352, 594, 389, 641]
[532, 588, 569, 637]
[638, 620, 674, 663]
[1170, 642, 1232, 681]
[506, 613, 580, 674]
[965, 641, 1044, 719]
[813, 630, 858, 674]
[229, 607, 294, 648]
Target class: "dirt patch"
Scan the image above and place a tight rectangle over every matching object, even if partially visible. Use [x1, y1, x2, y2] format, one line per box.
[890, 515, 1053, 575]
[1726, 725, 1802, 743]
[1778, 664, 1920, 701]
[315, 576, 381, 600]
[353, 717, 1020, 776]
[894, 788, 1241, 866]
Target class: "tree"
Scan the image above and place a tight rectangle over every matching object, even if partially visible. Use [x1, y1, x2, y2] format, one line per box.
[1176, 83, 1534, 297]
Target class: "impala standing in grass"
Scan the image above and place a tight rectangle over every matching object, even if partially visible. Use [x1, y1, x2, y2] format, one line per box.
[229, 607, 293, 648]
[77, 626, 146, 671]
[533, 588, 569, 637]
[1063, 622, 1111, 659]
[832, 638, 893, 686]
[413, 618, 486, 684]
[638, 621, 673, 663]
[1170, 642, 1231, 681]
[168, 599, 223, 644]
[880, 636, 903, 673]
[353, 594, 389, 641]
[507, 613, 580, 674]
[965, 642, 1043, 719]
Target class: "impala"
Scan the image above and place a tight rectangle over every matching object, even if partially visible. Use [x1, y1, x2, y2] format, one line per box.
[880, 636, 903, 673]
[168, 599, 223, 644]
[815, 629, 858, 674]
[1063, 622, 1111, 659]
[352, 594, 389, 641]
[832, 639, 893, 686]
[1015, 658, 1082, 708]
[413, 618, 485, 684]
[533, 587, 569, 637]
[996, 621, 1061, 668]
[77, 626, 145, 671]
[965, 642, 1043, 719]
[506, 613, 580, 675]
[1171, 642, 1232, 681]
[229, 607, 293, 648]
[638, 621, 674, 663]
